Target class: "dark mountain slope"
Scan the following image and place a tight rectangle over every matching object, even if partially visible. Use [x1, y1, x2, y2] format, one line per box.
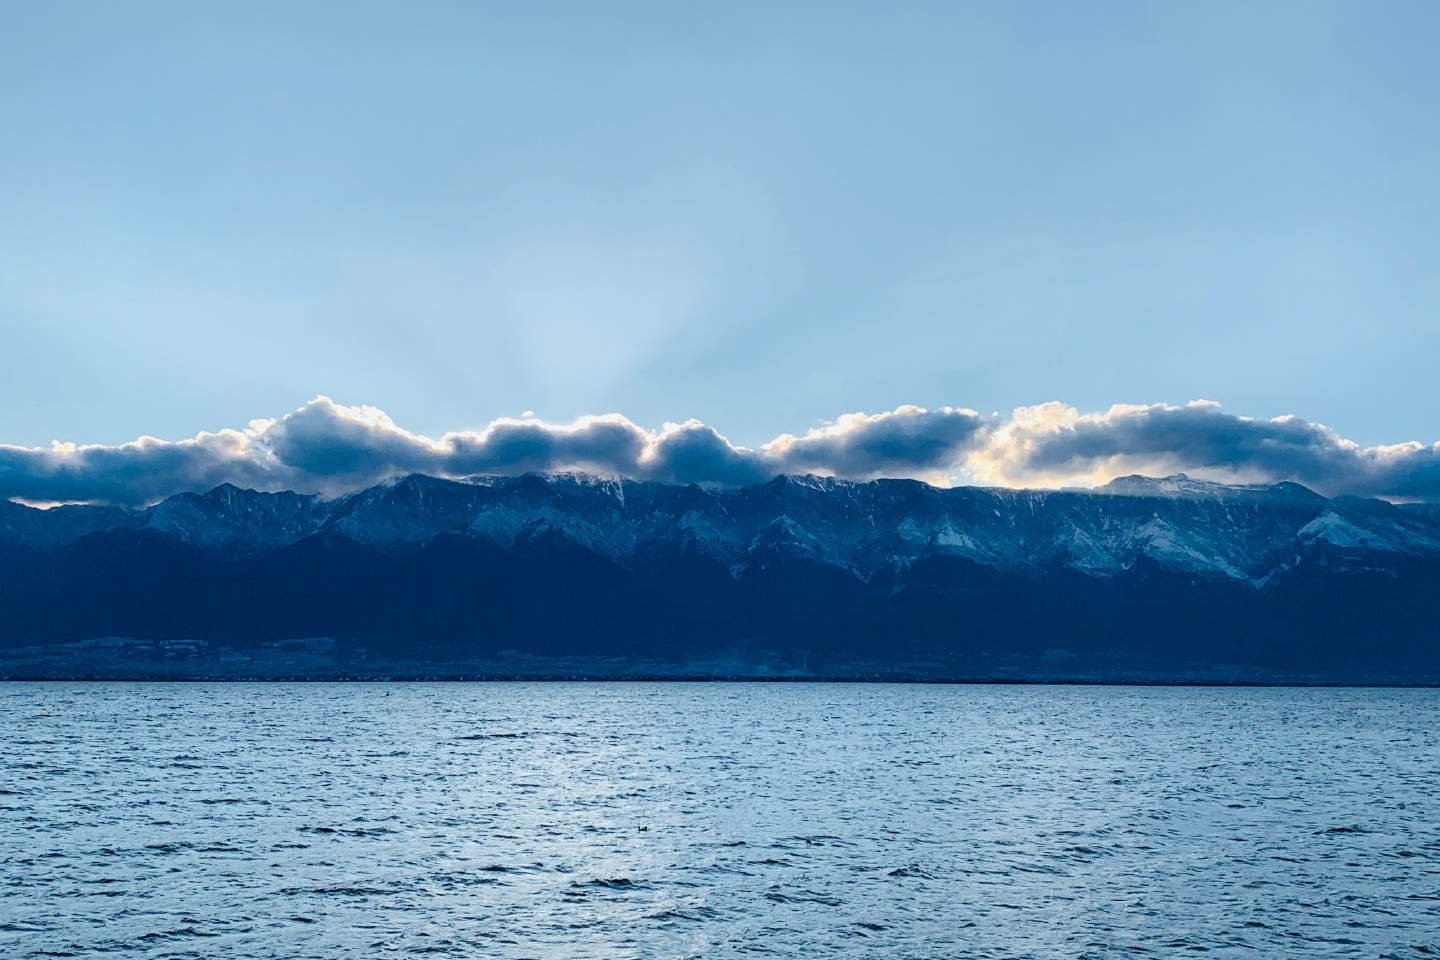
[1, 473, 1436, 681]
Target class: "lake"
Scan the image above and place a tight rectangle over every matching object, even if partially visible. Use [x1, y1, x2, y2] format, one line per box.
[3, 682, 1438, 958]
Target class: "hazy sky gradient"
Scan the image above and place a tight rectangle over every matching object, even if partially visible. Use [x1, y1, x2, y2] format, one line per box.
[3, 1, 1437, 449]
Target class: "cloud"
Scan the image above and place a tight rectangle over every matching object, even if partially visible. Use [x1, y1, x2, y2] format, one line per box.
[764, 406, 990, 483]
[967, 400, 1440, 499]
[647, 421, 768, 487]
[0, 428, 282, 507]
[3, 396, 1438, 506]
[0, 397, 990, 506]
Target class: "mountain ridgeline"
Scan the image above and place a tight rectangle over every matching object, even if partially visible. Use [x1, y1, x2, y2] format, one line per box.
[2, 473, 1437, 682]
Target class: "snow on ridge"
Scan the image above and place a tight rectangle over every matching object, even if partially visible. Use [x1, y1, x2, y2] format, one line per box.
[7, 473, 1440, 585]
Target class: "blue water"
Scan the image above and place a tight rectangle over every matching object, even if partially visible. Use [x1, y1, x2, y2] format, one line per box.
[2, 682, 1438, 958]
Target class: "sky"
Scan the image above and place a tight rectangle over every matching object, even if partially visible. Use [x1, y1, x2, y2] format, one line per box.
[3, 1, 1439, 503]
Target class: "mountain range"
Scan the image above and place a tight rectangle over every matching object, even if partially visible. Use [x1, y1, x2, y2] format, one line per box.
[2, 473, 1437, 682]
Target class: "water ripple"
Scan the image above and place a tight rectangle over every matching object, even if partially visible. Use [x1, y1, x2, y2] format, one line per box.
[1, 682, 1438, 958]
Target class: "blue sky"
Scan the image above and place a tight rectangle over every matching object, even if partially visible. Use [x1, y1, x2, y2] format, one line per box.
[3, 1, 1438, 461]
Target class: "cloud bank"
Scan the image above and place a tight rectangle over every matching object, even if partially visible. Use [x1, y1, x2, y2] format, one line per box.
[967, 400, 1440, 501]
[3, 397, 1438, 506]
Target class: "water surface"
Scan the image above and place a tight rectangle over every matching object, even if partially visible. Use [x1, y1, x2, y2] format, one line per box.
[3, 682, 1438, 958]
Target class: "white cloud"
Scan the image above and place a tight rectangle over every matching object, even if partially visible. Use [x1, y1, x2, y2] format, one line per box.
[3, 396, 1438, 506]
